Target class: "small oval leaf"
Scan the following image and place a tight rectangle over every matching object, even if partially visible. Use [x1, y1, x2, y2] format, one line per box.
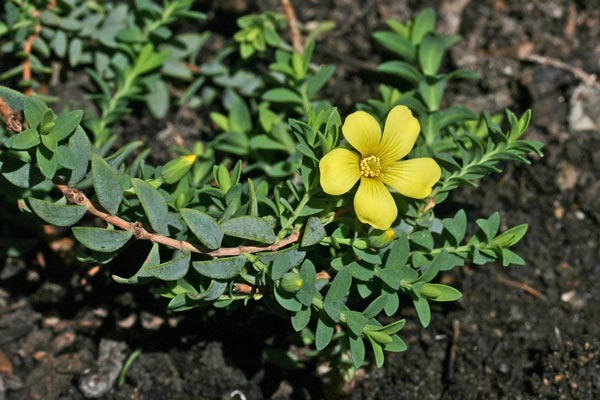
[145, 250, 190, 281]
[50, 110, 83, 141]
[92, 154, 123, 215]
[180, 208, 223, 250]
[28, 197, 87, 226]
[220, 216, 276, 244]
[132, 178, 169, 235]
[192, 255, 246, 279]
[72, 227, 132, 252]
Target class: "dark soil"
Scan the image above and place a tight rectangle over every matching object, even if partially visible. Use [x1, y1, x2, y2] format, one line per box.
[2, 0, 600, 399]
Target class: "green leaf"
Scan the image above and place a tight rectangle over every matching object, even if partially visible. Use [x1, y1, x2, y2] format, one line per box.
[145, 78, 169, 119]
[373, 31, 415, 61]
[23, 97, 47, 129]
[295, 259, 316, 306]
[28, 198, 87, 226]
[315, 313, 335, 350]
[68, 38, 82, 66]
[367, 336, 385, 368]
[192, 255, 246, 279]
[220, 216, 276, 244]
[92, 154, 123, 215]
[418, 77, 447, 112]
[9, 128, 40, 150]
[72, 227, 132, 252]
[263, 88, 303, 105]
[377, 61, 422, 84]
[306, 65, 335, 98]
[413, 296, 431, 327]
[421, 283, 462, 302]
[386, 235, 409, 268]
[476, 212, 501, 241]
[440, 106, 478, 128]
[411, 8, 436, 44]
[291, 307, 311, 331]
[145, 250, 190, 281]
[180, 208, 223, 250]
[40, 132, 58, 152]
[410, 230, 434, 250]
[493, 224, 528, 248]
[51, 30, 67, 57]
[442, 209, 467, 245]
[67, 127, 91, 185]
[363, 294, 388, 319]
[325, 267, 352, 304]
[344, 310, 368, 336]
[501, 249, 526, 266]
[377, 267, 402, 290]
[50, 110, 83, 141]
[383, 334, 408, 353]
[376, 319, 406, 335]
[229, 98, 252, 133]
[420, 250, 450, 283]
[134, 44, 170, 75]
[56, 145, 76, 169]
[418, 33, 445, 76]
[132, 178, 169, 235]
[301, 216, 326, 247]
[271, 252, 292, 280]
[274, 286, 303, 312]
[349, 335, 366, 369]
[36, 146, 57, 179]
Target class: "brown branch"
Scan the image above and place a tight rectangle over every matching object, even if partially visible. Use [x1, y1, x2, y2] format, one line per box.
[279, 0, 304, 54]
[497, 275, 546, 300]
[519, 53, 600, 90]
[22, 24, 42, 96]
[0, 96, 23, 133]
[55, 183, 300, 257]
[22, 0, 58, 96]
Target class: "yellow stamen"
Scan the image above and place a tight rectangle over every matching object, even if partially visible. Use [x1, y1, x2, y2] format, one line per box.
[359, 155, 381, 177]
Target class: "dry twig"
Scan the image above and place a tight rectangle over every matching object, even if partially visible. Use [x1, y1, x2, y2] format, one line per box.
[55, 183, 300, 257]
[519, 53, 600, 90]
[497, 275, 546, 300]
[279, 0, 304, 54]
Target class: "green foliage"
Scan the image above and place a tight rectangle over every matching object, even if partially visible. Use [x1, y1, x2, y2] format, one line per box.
[0, 4, 543, 381]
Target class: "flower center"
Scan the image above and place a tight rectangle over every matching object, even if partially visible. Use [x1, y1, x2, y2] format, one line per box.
[359, 155, 381, 178]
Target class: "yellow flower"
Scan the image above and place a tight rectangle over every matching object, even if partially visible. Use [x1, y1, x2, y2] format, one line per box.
[319, 105, 441, 230]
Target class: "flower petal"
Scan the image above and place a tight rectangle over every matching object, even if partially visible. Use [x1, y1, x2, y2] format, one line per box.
[342, 111, 382, 156]
[381, 158, 441, 199]
[376, 105, 421, 164]
[319, 148, 361, 195]
[354, 178, 397, 230]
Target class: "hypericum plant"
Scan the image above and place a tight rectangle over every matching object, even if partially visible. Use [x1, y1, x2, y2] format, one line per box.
[0, 0, 207, 146]
[0, 6, 542, 381]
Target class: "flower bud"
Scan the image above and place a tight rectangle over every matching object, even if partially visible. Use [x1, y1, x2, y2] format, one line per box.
[279, 272, 303, 293]
[420, 283, 441, 299]
[161, 154, 196, 184]
[367, 229, 395, 248]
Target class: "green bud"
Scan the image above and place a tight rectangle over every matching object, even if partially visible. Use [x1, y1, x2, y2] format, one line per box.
[279, 272, 303, 293]
[420, 283, 441, 299]
[367, 229, 395, 248]
[161, 154, 196, 184]
[365, 330, 393, 345]
[40, 121, 55, 135]
[214, 164, 231, 193]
